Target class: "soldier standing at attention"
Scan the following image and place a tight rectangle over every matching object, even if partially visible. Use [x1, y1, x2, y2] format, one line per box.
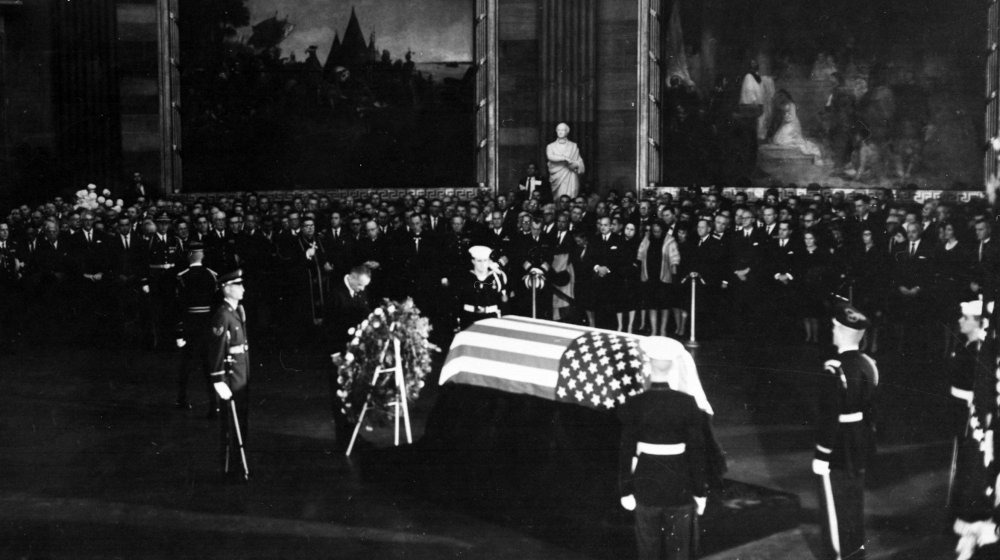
[207, 269, 250, 480]
[173, 241, 217, 414]
[813, 303, 878, 560]
[452, 245, 507, 330]
[619, 336, 708, 560]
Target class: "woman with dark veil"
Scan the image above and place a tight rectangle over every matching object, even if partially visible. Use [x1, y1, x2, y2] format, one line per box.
[848, 226, 889, 353]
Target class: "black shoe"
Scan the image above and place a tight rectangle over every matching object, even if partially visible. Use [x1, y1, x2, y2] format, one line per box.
[174, 400, 192, 410]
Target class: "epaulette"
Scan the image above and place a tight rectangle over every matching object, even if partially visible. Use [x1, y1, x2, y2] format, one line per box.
[206, 267, 218, 278]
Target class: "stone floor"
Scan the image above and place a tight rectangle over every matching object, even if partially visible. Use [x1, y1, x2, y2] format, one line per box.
[0, 324, 972, 558]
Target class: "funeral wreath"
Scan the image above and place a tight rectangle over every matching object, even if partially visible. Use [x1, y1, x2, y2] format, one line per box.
[333, 298, 438, 425]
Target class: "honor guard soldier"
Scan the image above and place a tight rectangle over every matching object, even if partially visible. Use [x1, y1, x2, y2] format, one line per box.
[174, 241, 218, 414]
[454, 245, 507, 330]
[619, 336, 708, 560]
[948, 300, 989, 524]
[813, 303, 878, 560]
[207, 269, 251, 481]
[147, 213, 184, 348]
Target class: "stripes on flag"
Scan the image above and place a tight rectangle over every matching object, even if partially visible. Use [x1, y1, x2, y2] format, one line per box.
[440, 316, 647, 407]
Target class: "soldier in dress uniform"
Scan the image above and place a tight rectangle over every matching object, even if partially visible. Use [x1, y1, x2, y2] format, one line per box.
[174, 242, 218, 415]
[812, 303, 879, 560]
[0, 222, 23, 347]
[206, 269, 250, 480]
[619, 336, 708, 560]
[146, 213, 184, 349]
[947, 300, 989, 523]
[454, 245, 507, 330]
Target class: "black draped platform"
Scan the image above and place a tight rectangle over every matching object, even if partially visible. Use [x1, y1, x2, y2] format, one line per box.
[360, 384, 801, 558]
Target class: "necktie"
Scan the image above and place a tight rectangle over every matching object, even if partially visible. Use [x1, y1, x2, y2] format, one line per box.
[980, 241, 985, 262]
[909, 242, 916, 257]
[414, 237, 420, 253]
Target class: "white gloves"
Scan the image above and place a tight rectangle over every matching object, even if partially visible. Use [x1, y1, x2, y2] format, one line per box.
[141, 284, 150, 294]
[812, 459, 830, 476]
[175, 338, 186, 348]
[213, 382, 232, 400]
[955, 519, 999, 560]
[620, 495, 636, 511]
[694, 496, 707, 516]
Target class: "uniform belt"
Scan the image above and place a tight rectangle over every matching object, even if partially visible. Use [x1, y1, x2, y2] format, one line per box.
[186, 306, 211, 314]
[150, 263, 175, 270]
[951, 386, 974, 404]
[838, 412, 863, 423]
[463, 304, 499, 314]
[636, 442, 686, 456]
[228, 344, 248, 355]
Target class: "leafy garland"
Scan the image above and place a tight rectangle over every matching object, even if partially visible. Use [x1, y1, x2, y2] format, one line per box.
[333, 298, 439, 425]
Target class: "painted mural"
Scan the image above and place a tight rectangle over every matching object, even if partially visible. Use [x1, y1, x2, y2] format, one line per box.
[178, 0, 475, 191]
[660, 0, 985, 191]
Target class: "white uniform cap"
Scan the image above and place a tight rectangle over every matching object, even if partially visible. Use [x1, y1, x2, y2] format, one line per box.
[639, 336, 683, 361]
[961, 299, 984, 317]
[469, 245, 492, 260]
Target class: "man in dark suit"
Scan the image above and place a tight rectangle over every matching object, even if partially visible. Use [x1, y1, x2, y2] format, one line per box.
[971, 218, 1000, 302]
[589, 216, 628, 327]
[482, 210, 514, 272]
[517, 162, 552, 204]
[767, 220, 801, 333]
[619, 336, 708, 560]
[728, 207, 769, 345]
[327, 265, 372, 450]
[69, 211, 108, 340]
[510, 218, 553, 319]
[889, 222, 934, 350]
[687, 218, 725, 338]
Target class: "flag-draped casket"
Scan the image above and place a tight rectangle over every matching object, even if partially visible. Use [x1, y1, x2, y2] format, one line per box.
[439, 315, 714, 414]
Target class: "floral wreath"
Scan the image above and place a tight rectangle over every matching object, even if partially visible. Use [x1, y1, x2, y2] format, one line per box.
[332, 298, 439, 425]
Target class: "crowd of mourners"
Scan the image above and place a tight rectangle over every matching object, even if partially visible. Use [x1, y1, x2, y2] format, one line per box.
[0, 180, 997, 360]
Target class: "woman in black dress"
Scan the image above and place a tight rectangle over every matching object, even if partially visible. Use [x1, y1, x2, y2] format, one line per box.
[798, 230, 831, 344]
[848, 227, 889, 353]
[637, 220, 669, 335]
[672, 223, 695, 337]
[617, 221, 642, 332]
[933, 221, 974, 354]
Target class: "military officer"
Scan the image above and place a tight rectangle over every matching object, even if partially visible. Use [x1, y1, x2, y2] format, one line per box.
[207, 269, 250, 480]
[174, 242, 218, 414]
[813, 303, 879, 560]
[146, 213, 184, 348]
[619, 336, 708, 560]
[454, 245, 507, 330]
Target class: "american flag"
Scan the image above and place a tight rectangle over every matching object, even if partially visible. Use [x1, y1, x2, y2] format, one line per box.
[439, 316, 647, 410]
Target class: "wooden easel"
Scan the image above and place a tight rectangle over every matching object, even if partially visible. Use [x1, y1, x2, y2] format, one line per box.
[343, 335, 413, 456]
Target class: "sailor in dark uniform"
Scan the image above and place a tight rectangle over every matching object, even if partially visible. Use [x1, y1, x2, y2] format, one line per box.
[173, 242, 218, 414]
[207, 269, 250, 480]
[619, 336, 708, 560]
[947, 299, 989, 523]
[454, 245, 507, 330]
[813, 303, 878, 560]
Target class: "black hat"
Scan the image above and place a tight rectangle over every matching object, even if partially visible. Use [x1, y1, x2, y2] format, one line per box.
[155, 213, 171, 223]
[188, 240, 204, 253]
[219, 269, 243, 287]
[832, 302, 869, 331]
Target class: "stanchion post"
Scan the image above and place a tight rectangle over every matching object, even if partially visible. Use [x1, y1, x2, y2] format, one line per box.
[531, 275, 537, 319]
[685, 277, 699, 349]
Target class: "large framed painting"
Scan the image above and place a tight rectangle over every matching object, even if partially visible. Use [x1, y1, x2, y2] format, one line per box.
[177, 0, 476, 191]
[658, 0, 985, 190]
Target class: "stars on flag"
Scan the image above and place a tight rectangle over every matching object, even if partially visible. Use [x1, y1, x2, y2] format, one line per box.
[554, 331, 646, 411]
